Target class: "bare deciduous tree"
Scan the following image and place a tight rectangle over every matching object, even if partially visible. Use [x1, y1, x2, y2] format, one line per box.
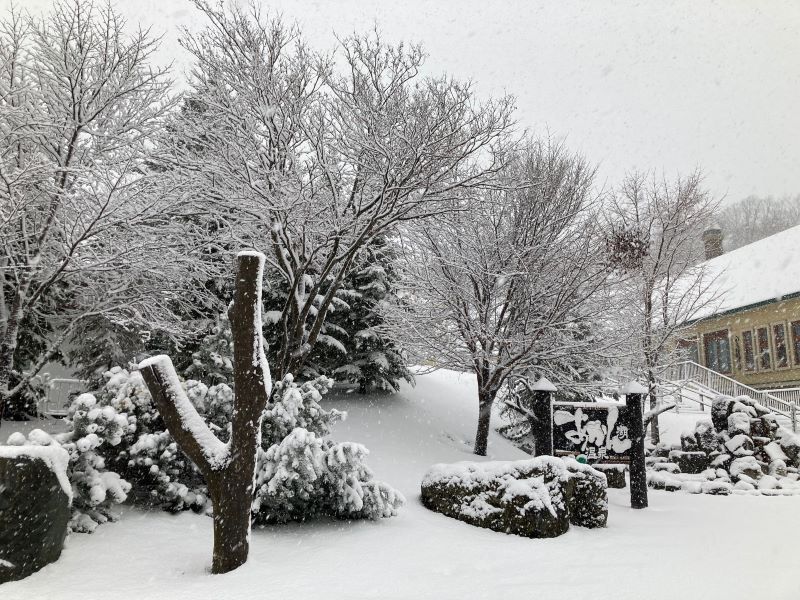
[0, 0, 215, 423]
[392, 140, 610, 456]
[606, 170, 721, 443]
[159, 0, 515, 382]
[139, 251, 271, 575]
[716, 194, 800, 251]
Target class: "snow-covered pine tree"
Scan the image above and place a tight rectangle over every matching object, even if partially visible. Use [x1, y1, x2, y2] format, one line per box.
[311, 237, 413, 393]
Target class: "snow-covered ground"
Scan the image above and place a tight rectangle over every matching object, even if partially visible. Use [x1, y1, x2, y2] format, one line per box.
[3, 370, 800, 600]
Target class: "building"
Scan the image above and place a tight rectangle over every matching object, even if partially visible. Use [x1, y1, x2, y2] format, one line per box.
[680, 225, 800, 391]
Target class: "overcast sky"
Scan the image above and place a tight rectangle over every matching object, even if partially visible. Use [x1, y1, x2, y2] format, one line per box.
[7, 0, 800, 204]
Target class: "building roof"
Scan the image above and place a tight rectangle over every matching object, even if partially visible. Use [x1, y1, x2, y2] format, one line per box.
[691, 224, 800, 321]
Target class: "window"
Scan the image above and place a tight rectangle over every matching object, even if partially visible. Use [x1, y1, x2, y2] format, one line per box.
[733, 335, 742, 372]
[773, 323, 788, 369]
[757, 326, 772, 371]
[742, 330, 756, 372]
[704, 329, 732, 374]
[792, 320, 800, 366]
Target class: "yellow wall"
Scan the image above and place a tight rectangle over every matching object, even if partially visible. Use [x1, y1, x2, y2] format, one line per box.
[687, 296, 800, 389]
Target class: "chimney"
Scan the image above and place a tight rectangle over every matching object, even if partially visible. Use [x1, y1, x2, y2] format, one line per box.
[702, 228, 723, 260]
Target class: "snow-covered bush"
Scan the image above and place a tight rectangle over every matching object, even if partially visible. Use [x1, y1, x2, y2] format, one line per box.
[261, 374, 341, 446]
[67, 363, 403, 523]
[55, 394, 133, 532]
[252, 374, 404, 523]
[93, 367, 208, 512]
[421, 457, 607, 538]
[6, 395, 133, 534]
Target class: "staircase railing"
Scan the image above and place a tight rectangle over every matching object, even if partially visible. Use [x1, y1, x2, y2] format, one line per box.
[660, 360, 796, 418]
[764, 387, 800, 405]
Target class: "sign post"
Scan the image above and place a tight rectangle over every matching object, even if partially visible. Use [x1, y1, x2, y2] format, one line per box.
[530, 377, 557, 456]
[621, 381, 648, 509]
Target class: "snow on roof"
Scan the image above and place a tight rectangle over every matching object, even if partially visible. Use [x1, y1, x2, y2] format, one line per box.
[691, 224, 800, 320]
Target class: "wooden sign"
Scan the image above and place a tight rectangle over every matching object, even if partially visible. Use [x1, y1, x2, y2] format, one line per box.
[551, 401, 631, 463]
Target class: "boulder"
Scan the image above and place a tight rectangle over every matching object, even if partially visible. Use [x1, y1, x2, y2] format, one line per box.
[647, 471, 682, 492]
[769, 459, 788, 477]
[709, 453, 732, 470]
[758, 475, 779, 491]
[761, 414, 780, 434]
[729, 456, 763, 482]
[0, 446, 71, 584]
[727, 412, 750, 436]
[701, 480, 733, 495]
[725, 434, 754, 457]
[711, 396, 734, 431]
[730, 399, 757, 418]
[764, 441, 789, 462]
[694, 420, 718, 452]
[751, 402, 772, 417]
[749, 417, 773, 439]
[778, 432, 800, 464]
[592, 464, 627, 489]
[645, 456, 668, 466]
[420, 457, 607, 539]
[680, 431, 699, 452]
[669, 450, 710, 474]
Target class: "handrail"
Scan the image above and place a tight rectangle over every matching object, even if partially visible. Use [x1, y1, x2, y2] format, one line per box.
[661, 360, 795, 418]
[764, 387, 800, 405]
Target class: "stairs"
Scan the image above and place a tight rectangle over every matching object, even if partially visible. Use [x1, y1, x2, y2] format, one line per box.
[657, 361, 797, 430]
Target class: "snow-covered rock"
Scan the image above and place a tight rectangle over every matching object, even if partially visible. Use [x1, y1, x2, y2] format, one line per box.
[0, 444, 71, 583]
[421, 457, 607, 538]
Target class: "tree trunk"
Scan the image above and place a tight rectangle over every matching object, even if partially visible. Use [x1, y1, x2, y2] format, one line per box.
[625, 390, 648, 509]
[209, 475, 254, 574]
[139, 251, 271, 575]
[648, 376, 660, 445]
[0, 282, 28, 427]
[474, 389, 495, 456]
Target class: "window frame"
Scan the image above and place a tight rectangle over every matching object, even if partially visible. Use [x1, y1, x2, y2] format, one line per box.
[756, 325, 773, 371]
[741, 329, 757, 373]
[771, 321, 790, 370]
[791, 320, 800, 367]
[703, 329, 733, 375]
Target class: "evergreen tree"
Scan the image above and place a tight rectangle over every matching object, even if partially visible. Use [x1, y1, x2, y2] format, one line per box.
[311, 237, 413, 393]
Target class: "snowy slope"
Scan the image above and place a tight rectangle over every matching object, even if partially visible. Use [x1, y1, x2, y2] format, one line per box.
[3, 370, 800, 600]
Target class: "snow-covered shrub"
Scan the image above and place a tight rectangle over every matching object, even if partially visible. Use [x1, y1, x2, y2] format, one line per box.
[252, 375, 404, 523]
[6, 396, 132, 534]
[54, 394, 133, 532]
[69, 362, 403, 523]
[93, 367, 208, 512]
[262, 374, 341, 446]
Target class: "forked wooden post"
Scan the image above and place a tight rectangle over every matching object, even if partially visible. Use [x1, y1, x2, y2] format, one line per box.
[139, 251, 271, 574]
